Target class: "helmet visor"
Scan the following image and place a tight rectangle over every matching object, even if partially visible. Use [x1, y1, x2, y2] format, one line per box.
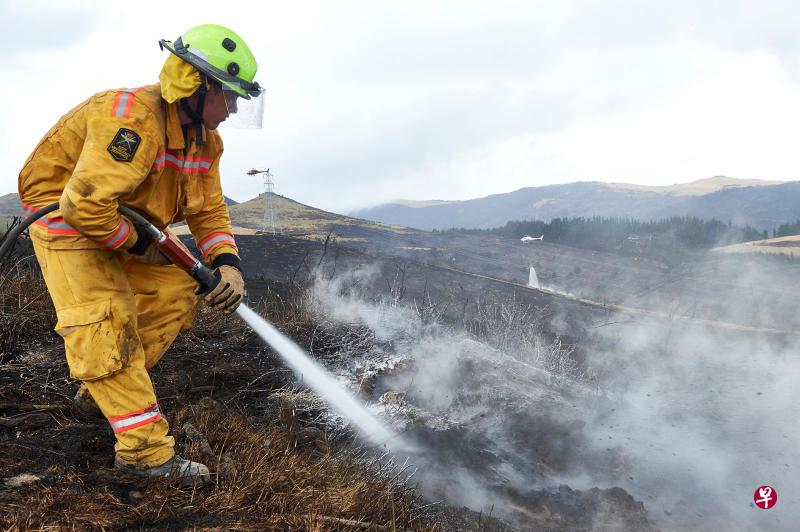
[224, 87, 265, 129]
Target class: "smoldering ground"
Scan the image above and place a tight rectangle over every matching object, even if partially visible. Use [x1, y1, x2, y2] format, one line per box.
[559, 252, 800, 529]
[578, 317, 799, 531]
[303, 265, 651, 529]
[303, 258, 800, 531]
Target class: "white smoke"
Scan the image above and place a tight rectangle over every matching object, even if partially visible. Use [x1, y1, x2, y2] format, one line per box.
[302, 265, 596, 523]
[301, 258, 800, 530]
[577, 316, 800, 530]
[305, 263, 436, 344]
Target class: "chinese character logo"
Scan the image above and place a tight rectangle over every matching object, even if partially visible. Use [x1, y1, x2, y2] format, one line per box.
[754, 485, 777, 510]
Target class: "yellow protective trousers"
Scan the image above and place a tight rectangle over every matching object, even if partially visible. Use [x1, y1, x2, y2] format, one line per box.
[32, 237, 199, 467]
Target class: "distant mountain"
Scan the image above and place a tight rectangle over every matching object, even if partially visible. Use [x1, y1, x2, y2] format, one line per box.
[390, 199, 454, 208]
[351, 177, 799, 231]
[603, 176, 785, 196]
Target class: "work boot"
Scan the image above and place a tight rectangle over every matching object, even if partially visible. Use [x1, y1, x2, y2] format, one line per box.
[73, 383, 103, 419]
[114, 455, 211, 488]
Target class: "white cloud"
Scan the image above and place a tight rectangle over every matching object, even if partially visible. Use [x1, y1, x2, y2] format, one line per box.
[537, 48, 800, 184]
[3, 1, 800, 213]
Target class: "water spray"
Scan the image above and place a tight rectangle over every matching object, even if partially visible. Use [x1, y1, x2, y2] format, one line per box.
[1, 203, 396, 446]
[236, 305, 394, 443]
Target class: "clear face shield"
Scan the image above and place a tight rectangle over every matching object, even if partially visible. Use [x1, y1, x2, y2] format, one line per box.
[224, 86, 266, 129]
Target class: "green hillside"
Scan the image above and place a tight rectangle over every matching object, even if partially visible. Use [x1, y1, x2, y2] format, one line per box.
[0, 194, 21, 230]
[0, 193, 21, 218]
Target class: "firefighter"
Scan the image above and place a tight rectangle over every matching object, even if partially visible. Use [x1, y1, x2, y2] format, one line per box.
[17, 24, 265, 487]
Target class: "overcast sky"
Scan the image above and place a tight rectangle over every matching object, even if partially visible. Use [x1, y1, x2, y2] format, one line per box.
[2, 1, 800, 213]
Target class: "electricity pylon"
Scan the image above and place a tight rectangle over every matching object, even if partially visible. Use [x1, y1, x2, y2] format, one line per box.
[247, 168, 278, 233]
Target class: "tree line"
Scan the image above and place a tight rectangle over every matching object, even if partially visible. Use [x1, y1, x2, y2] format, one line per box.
[445, 216, 767, 264]
[776, 220, 800, 237]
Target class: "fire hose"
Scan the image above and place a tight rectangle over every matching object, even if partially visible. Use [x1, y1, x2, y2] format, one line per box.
[0, 203, 220, 294]
[0, 202, 396, 445]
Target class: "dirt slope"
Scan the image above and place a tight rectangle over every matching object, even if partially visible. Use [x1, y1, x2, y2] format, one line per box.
[228, 192, 410, 240]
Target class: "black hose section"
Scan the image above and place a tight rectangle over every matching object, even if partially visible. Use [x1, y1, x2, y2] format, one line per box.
[0, 202, 59, 263]
[0, 203, 155, 265]
[0, 202, 220, 294]
[116, 204, 162, 239]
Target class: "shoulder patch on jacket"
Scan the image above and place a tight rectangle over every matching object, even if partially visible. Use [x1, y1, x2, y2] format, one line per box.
[107, 128, 141, 162]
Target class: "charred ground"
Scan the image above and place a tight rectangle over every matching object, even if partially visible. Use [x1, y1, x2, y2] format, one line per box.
[7, 215, 795, 530]
[0, 230, 659, 530]
[0, 257, 436, 530]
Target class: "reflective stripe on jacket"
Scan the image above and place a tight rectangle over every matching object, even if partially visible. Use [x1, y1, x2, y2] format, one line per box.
[18, 83, 238, 261]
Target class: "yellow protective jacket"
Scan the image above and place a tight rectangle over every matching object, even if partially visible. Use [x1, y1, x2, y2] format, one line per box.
[18, 83, 238, 263]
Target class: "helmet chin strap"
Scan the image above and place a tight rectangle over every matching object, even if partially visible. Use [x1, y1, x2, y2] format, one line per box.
[179, 72, 208, 147]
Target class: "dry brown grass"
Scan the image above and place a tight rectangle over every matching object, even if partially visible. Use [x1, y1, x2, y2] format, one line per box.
[464, 295, 583, 385]
[712, 235, 800, 257]
[0, 244, 56, 361]
[1, 398, 431, 530]
[0, 261, 440, 531]
[170, 279, 314, 358]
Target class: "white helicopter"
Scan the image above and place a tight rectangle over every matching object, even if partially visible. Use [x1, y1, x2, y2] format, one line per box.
[520, 235, 544, 243]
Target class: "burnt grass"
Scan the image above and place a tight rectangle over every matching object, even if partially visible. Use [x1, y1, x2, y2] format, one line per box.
[0, 250, 445, 530]
[0, 232, 658, 531]
[4, 214, 794, 529]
